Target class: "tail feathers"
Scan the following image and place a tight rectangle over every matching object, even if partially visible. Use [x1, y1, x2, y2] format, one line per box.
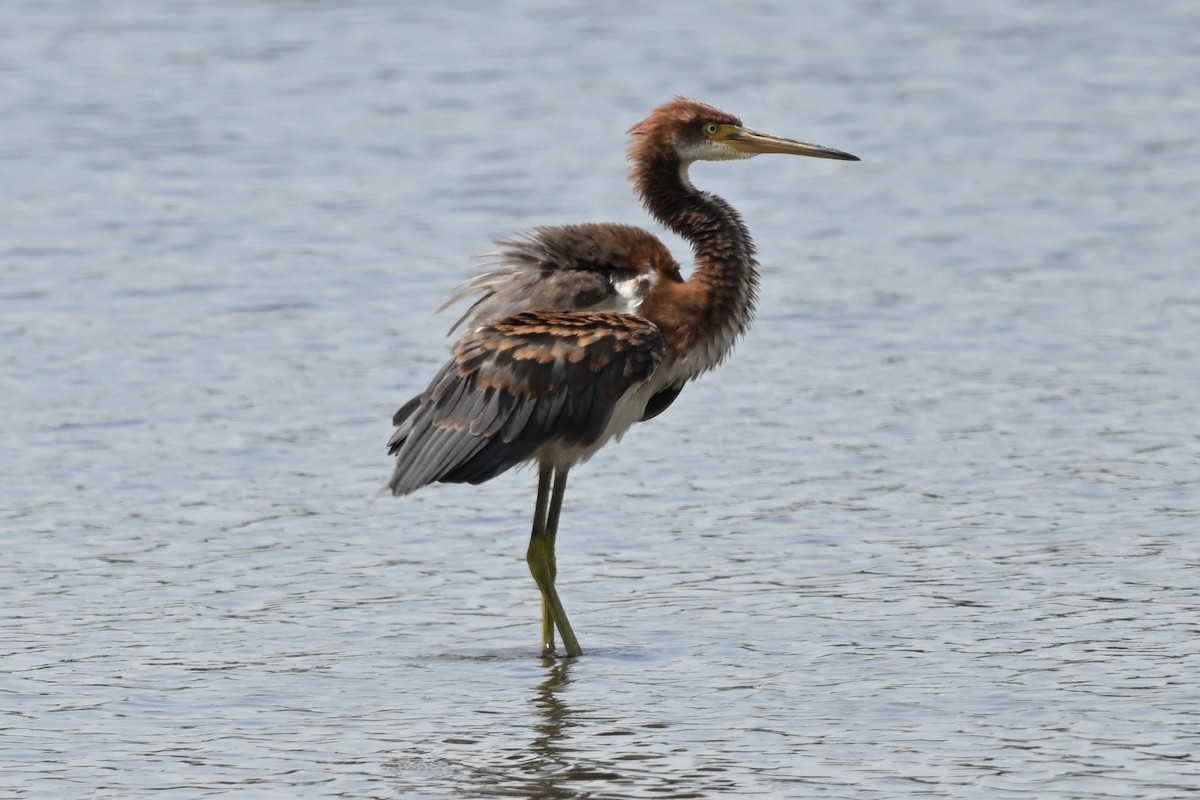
[385, 392, 531, 496]
[385, 395, 422, 493]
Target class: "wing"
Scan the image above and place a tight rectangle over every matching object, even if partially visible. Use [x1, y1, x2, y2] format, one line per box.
[387, 310, 665, 496]
[640, 384, 684, 421]
[442, 223, 683, 332]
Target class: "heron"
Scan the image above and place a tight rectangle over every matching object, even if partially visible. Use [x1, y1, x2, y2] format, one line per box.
[386, 98, 858, 657]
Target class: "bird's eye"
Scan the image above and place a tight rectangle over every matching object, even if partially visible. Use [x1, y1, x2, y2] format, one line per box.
[704, 123, 719, 135]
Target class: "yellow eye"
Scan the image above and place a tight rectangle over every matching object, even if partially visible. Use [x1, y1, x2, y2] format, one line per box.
[704, 123, 719, 135]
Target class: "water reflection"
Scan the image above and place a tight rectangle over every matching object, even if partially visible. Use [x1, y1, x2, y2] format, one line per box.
[522, 659, 586, 799]
[387, 654, 721, 799]
[508, 658, 725, 799]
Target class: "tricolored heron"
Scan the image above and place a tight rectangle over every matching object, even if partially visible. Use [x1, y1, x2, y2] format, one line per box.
[387, 98, 858, 657]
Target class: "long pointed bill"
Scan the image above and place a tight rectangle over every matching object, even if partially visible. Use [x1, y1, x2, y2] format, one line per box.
[725, 127, 860, 161]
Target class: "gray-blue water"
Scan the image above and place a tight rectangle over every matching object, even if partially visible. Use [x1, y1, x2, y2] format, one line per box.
[4, 1, 1199, 797]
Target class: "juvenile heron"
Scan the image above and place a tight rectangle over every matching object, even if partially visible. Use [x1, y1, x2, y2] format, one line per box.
[386, 98, 858, 657]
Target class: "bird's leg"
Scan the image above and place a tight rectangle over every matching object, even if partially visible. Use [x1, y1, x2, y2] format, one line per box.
[544, 467, 582, 656]
[528, 464, 556, 656]
[527, 465, 583, 658]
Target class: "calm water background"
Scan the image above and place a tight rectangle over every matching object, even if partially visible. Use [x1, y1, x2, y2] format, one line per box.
[3, 1, 1199, 797]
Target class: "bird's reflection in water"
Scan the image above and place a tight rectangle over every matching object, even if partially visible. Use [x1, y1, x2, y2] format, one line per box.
[509, 658, 625, 798]
[522, 658, 591, 798]
[384, 652, 727, 798]
[382, 657, 584, 798]
[519, 657, 722, 799]
[530, 657, 573, 755]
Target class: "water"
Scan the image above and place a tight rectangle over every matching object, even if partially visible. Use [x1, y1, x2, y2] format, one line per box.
[3, 1, 1199, 797]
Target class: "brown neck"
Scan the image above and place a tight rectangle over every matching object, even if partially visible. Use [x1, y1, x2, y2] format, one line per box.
[633, 156, 759, 369]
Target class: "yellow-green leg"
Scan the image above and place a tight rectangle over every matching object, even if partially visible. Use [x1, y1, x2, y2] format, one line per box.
[526, 464, 582, 658]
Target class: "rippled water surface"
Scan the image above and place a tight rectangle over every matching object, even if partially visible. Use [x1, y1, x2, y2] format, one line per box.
[4, 1, 1199, 797]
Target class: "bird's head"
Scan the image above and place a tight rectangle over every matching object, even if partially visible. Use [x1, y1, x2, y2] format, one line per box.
[629, 97, 859, 166]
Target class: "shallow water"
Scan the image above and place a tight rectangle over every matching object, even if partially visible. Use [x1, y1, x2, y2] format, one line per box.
[3, 1, 1199, 797]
